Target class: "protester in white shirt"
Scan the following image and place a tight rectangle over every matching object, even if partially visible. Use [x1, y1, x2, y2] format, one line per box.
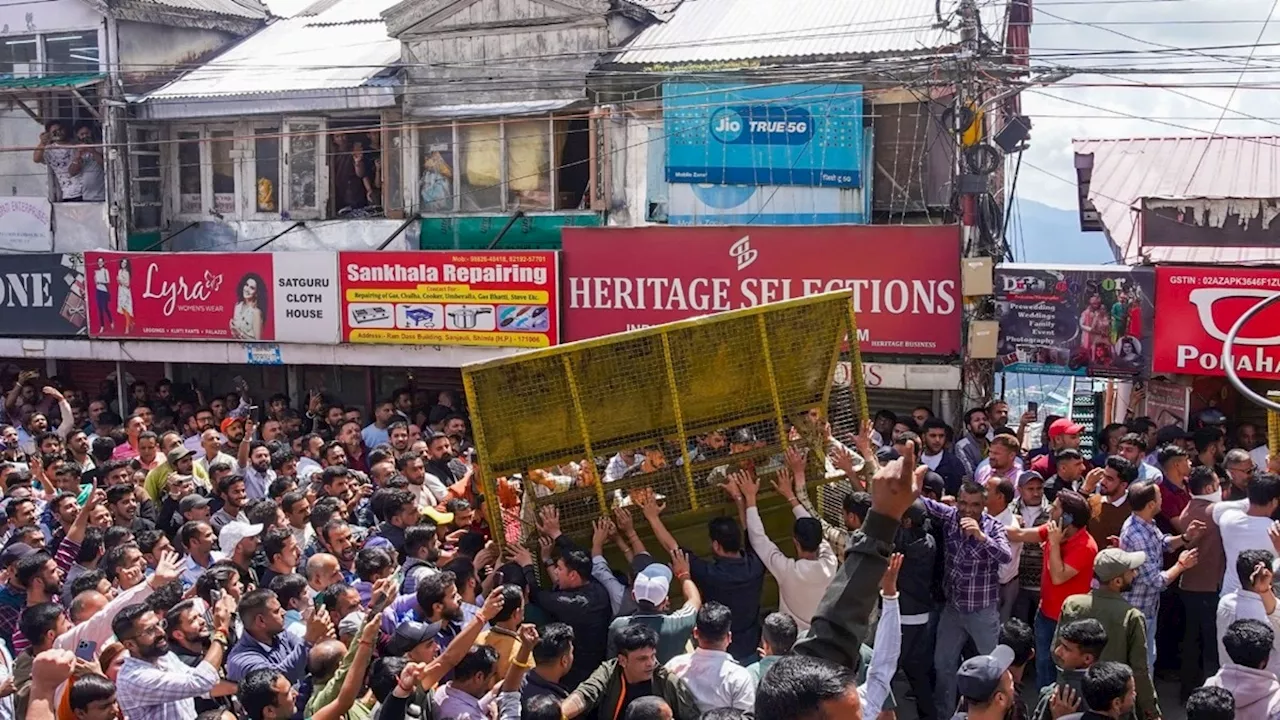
[740, 469, 836, 630]
[860, 554, 905, 715]
[663, 602, 755, 713]
[987, 477, 1023, 622]
[1218, 548, 1280, 677]
[1212, 476, 1280, 597]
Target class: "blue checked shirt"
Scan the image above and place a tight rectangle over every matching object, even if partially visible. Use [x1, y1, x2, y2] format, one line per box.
[1119, 513, 1172, 617]
[922, 498, 1013, 612]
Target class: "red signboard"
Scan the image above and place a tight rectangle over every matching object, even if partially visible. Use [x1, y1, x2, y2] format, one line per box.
[561, 226, 962, 355]
[339, 251, 559, 348]
[84, 251, 340, 343]
[1154, 266, 1280, 378]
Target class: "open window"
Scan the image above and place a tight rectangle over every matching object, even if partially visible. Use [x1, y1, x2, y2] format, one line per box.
[327, 117, 381, 218]
[416, 114, 591, 214]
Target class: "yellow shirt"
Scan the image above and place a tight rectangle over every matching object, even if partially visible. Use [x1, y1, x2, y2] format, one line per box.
[477, 627, 525, 680]
[143, 461, 209, 502]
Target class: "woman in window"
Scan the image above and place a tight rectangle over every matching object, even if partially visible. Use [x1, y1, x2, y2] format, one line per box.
[72, 123, 106, 202]
[230, 273, 267, 340]
[115, 257, 134, 334]
[33, 121, 84, 202]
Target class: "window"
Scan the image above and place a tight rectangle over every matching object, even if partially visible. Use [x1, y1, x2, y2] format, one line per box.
[129, 127, 162, 231]
[210, 129, 235, 214]
[177, 130, 201, 215]
[417, 115, 589, 214]
[168, 118, 327, 222]
[44, 32, 99, 75]
[0, 36, 37, 77]
[254, 128, 280, 213]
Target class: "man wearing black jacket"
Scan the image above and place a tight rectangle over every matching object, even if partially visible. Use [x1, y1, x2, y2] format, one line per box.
[512, 506, 612, 691]
[895, 499, 939, 720]
[921, 419, 968, 494]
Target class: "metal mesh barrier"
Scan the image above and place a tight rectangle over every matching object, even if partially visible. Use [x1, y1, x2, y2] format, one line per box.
[463, 290, 870, 547]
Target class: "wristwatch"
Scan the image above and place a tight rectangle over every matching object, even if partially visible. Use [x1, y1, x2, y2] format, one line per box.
[542, 558, 556, 569]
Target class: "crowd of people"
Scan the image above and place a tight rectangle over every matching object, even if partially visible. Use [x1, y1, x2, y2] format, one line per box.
[0, 371, 1277, 720]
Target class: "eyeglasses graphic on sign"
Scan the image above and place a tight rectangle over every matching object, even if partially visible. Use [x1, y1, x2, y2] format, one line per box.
[1188, 288, 1280, 345]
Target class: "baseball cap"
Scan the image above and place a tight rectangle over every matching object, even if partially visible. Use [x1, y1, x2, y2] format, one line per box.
[422, 507, 454, 525]
[338, 611, 365, 639]
[632, 562, 673, 606]
[166, 447, 195, 466]
[956, 645, 1016, 701]
[1048, 419, 1084, 439]
[219, 417, 244, 435]
[1155, 425, 1193, 446]
[1094, 548, 1147, 582]
[179, 493, 211, 513]
[1017, 470, 1044, 488]
[386, 619, 445, 655]
[0, 543, 34, 568]
[218, 521, 263, 553]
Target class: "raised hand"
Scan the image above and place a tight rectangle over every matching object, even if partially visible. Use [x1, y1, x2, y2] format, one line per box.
[785, 445, 807, 475]
[771, 468, 796, 502]
[304, 605, 336, 643]
[880, 553, 903, 596]
[869, 439, 918, 519]
[536, 505, 562, 539]
[671, 548, 691, 579]
[369, 575, 397, 614]
[479, 586, 506, 622]
[149, 550, 183, 588]
[613, 506, 634, 535]
[1050, 685, 1081, 719]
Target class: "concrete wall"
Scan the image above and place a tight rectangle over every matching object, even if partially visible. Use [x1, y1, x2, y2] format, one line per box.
[0, 108, 50, 198]
[169, 218, 421, 252]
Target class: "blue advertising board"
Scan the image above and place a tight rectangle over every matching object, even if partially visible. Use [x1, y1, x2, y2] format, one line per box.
[663, 81, 864, 188]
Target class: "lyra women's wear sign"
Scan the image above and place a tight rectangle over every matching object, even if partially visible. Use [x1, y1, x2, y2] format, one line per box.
[83, 251, 340, 344]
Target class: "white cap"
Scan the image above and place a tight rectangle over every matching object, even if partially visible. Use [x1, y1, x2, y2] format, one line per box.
[633, 563, 673, 606]
[219, 521, 263, 554]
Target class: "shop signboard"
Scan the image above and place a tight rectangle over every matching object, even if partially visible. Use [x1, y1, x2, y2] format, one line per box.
[1141, 379, 1190, 428]
[339, 251, 559, 348]
[993, 265, 1155, 378]
[1153, 266, 1280, 378]
[0, 197, 52, 252]
[84, 251, 340, 343]
[663, 81, 864, 187]
[0, 253, 87, 337]
[561, 225, 961, 355]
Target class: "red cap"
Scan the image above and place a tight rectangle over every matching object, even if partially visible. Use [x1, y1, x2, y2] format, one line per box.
[219, 417, 244, 435]
[1048, 418, 1084, 439]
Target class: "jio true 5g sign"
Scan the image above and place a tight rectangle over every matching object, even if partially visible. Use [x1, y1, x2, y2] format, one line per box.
[664, 81, 864, 188]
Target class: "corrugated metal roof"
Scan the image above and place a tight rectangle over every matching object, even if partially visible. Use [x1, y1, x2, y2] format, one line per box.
[613, 0, 1009, 65]
[1073, 136, 1280, 265]
[0, 73, 104, 90]
[138, 0, 269, 20]
[145, 0, 399, 100]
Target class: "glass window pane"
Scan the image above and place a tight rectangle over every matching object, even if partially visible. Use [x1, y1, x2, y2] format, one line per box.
[255, 128, 280, 213]
[177, 131, 201, 215]
[132, 201, 161, 229]
[288, 123, 319, 210]
[459, 122, 503, 212]
[418, 125, 454, 213]
[44, 33, 99, 75]
[505, 119, 550, 210]
[0, 36, 37, 77]
[383, 126, 402, 213]
[210, 130, 235, 215]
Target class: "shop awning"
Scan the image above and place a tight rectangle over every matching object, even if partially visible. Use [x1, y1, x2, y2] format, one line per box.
[0, 73, 106, 124]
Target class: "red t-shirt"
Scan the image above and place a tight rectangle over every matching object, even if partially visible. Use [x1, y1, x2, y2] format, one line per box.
[1038, 524, 1099, 620]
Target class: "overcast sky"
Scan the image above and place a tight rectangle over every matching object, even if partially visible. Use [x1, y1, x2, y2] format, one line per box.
[1020, 0, 1280, 208]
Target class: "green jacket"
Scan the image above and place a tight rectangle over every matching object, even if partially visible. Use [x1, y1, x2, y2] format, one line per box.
[1055, 589, 1158, 720]
[570, 659, 700, 720]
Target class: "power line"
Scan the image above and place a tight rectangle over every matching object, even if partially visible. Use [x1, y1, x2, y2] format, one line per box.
[1180, 0, 1280, 193]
